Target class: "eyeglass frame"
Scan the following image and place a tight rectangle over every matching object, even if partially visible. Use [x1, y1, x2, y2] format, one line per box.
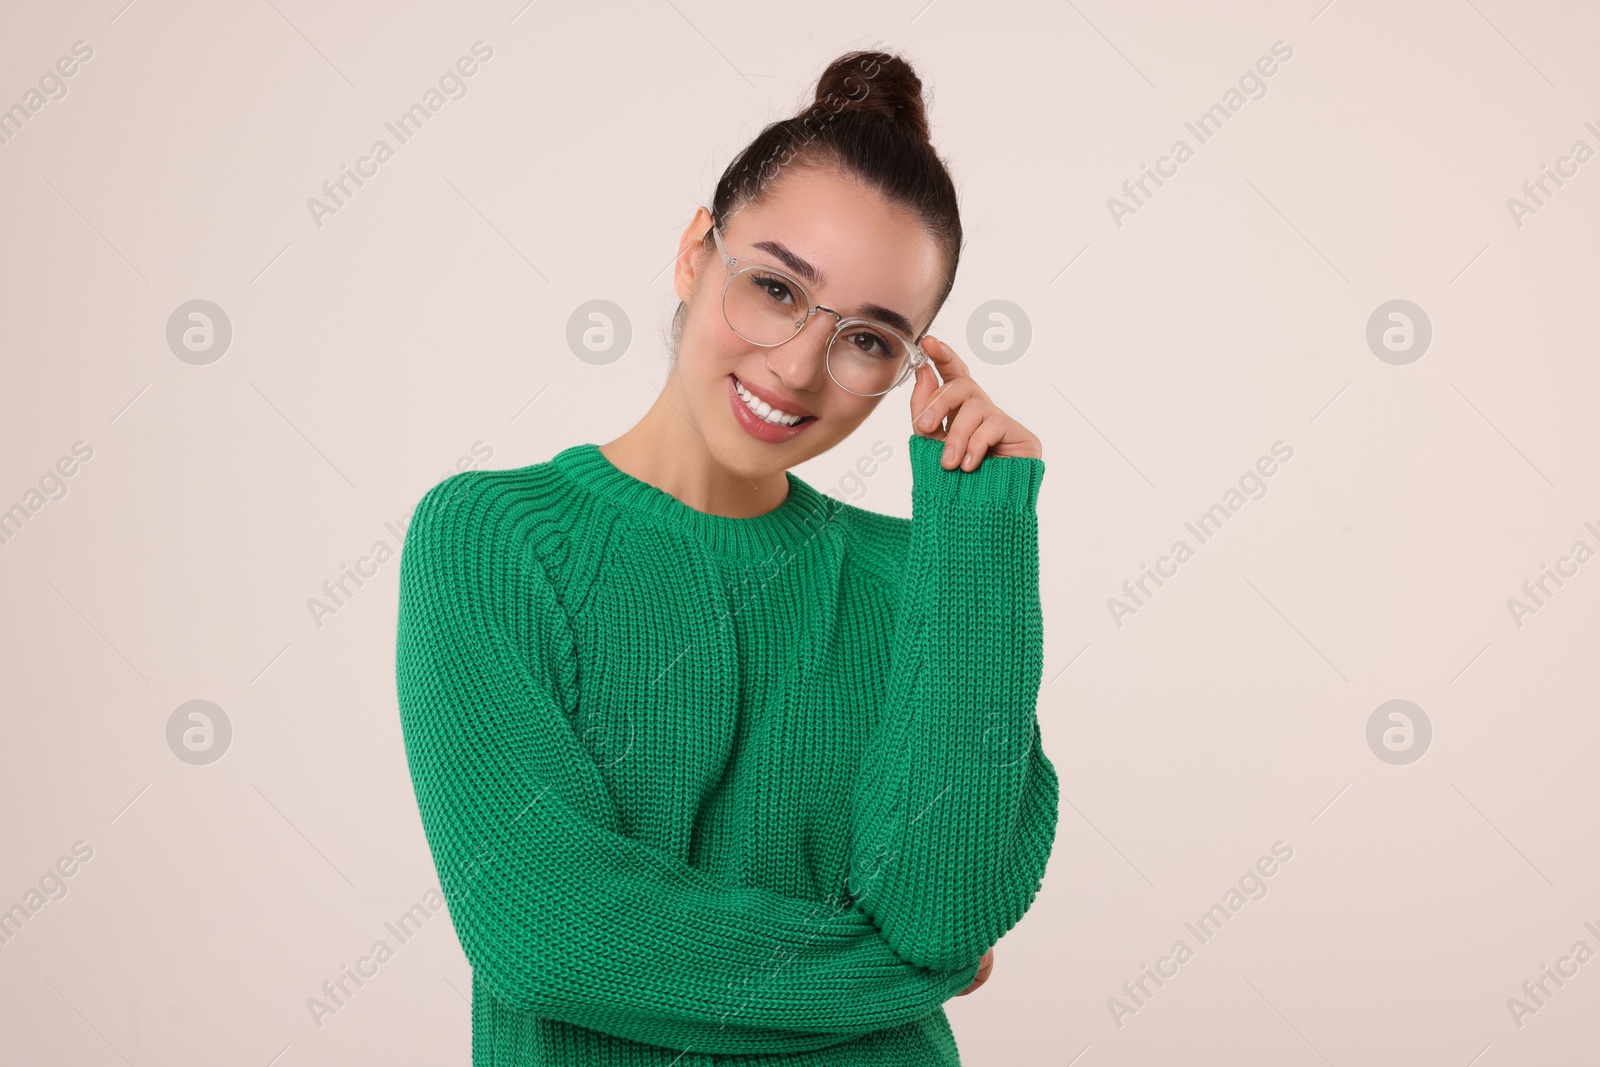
[707, 217, 929, 397]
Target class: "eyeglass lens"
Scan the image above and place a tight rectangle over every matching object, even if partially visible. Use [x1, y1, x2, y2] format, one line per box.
[723, 267, 913, 396]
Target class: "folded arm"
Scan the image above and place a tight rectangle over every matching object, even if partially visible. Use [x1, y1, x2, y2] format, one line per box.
[846, 434, 1060, 970]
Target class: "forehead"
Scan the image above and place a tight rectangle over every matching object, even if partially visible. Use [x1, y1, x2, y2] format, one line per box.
[725, 170, 944, 334]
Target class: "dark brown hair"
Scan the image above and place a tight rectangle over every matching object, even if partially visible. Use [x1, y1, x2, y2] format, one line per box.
[666, 50, 963, 362]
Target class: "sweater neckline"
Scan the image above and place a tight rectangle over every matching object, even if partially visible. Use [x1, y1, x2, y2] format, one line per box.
[550, 442, 842, 559]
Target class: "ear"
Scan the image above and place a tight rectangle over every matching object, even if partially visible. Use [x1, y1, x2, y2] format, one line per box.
[673, 207, 715, 305]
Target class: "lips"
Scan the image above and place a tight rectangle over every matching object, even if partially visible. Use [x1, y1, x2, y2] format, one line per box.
[726, 374, 816, 444]
[732, 375, 815, 423]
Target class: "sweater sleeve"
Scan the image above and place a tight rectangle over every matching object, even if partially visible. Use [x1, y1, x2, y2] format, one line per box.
[845, 434, 1059, 971]
[394, 473, 979, 1056]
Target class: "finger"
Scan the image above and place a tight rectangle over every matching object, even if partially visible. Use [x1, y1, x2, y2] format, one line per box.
[908, 361, 945, 440]
[922, 334, 970, 382]
[959, 413, 1011, 471]
[916, 376, 976, 440]
[940, 396, 993, 469]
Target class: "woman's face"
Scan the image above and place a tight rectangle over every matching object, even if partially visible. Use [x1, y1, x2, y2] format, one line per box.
[670, 167, 945, 477]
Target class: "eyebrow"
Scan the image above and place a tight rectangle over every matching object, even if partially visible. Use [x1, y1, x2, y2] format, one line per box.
[751, 238, 919, 338]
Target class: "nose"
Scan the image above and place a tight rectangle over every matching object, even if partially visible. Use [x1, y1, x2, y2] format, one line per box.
[765, 306, 839, 393]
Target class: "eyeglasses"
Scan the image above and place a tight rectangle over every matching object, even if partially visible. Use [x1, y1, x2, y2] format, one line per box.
[708, 219, 927, 397]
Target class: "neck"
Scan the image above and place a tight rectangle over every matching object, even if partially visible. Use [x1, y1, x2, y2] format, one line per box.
[599, 374, 791, 518]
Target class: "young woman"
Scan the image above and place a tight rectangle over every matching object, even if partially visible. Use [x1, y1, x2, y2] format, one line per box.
[396, 50, 1058, 1067]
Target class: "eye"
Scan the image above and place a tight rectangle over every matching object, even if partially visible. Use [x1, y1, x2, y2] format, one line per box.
[749, 273, 796, 306]
[841, 327, 896, 360]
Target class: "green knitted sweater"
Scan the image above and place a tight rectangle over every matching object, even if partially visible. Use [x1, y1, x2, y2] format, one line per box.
[395, 433, 1057, 1066]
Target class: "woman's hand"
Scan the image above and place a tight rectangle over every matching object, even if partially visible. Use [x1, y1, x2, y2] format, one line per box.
[910, 336, 1043, 470]
[956, 948, 995, 996]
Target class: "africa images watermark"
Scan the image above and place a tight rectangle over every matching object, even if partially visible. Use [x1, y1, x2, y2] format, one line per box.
[305, 41, 494, 229]
[743, 45, 889, 200]
[0, 840, 96, 949]
[307, 888, 445, 1028]
[1505, 118, 1600, 229]
[1503, 518, 1600, 629]
[1108, 839, 1296, 1028]
[1107, 39, 1296, 228]
[821, 438, 895, 504]
[0, 39, 95, 148]
[306, 440, 494, 629]
[1504, 916, 1600, 1030]
[0, 439, 95, 549]
[1107, 440, 1295, 628]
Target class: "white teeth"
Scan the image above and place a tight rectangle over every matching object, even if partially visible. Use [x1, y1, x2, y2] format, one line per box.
[734, 377, 805, 426]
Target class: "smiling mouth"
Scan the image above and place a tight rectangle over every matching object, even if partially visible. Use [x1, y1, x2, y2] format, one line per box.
[732, 376, 816, 427]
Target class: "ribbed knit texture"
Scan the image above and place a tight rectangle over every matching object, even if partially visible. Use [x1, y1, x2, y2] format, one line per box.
[395, 434, 1058, 1066]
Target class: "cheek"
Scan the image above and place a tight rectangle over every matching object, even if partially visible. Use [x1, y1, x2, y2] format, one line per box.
[686, 300, 746, 368]
[678, 306, 751, 418]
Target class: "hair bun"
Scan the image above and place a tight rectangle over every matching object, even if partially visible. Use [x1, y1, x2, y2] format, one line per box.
[812, 50, 930, 143]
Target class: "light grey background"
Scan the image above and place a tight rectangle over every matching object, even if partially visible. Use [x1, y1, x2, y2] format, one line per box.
[2, 1, 1597, 1064]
